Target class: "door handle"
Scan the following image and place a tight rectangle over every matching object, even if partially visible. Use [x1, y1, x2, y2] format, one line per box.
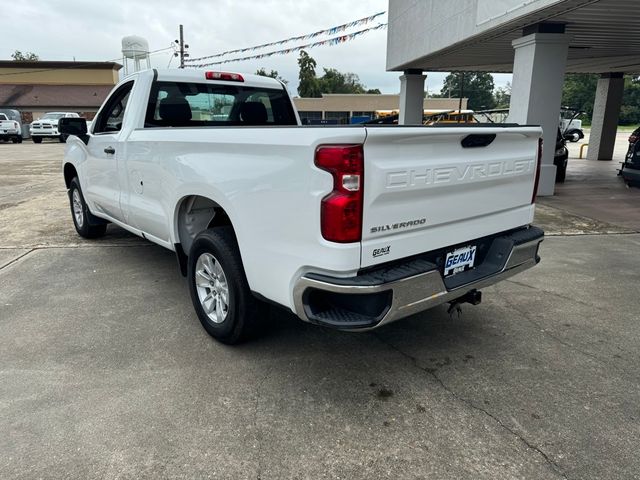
[104, 146, 115, 155]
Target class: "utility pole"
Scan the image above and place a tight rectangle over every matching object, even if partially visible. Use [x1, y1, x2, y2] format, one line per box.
[175, 24, 189, 68]
[458, 72, 465, 122]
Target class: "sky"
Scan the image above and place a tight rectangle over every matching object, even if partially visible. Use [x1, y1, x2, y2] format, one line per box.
[3, 0, 511, 96]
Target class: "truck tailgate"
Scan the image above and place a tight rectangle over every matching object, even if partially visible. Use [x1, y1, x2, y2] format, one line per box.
[360, 126, 541, 268]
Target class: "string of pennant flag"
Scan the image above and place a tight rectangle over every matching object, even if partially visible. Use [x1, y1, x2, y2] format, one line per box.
[186, 23, 387, 68]
[185, 11, 386, 63]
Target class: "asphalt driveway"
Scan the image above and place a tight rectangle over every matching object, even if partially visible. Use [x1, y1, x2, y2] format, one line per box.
[1, 142, 639, 479]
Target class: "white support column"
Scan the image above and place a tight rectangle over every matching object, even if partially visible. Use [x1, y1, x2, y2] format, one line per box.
[508, 31, 569, 196]
[399, 69, 426, 125]
[587, 73, 625, 161]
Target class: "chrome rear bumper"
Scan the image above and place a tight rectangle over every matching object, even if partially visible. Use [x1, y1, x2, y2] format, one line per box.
[293, 226, 543, 330]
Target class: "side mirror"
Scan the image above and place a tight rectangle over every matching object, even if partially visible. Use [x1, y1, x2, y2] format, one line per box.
[59, 117, 88, 144]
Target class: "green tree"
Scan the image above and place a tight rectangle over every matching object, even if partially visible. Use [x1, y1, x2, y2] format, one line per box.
[562, 74, 640, 125]
[493, 82, 511, 108]
[255, 68, 288, 85]
[297, 51, 380, 97]
[620, 77, 640, 125]
[441, 72, 496, 110]
[317, 68, 370, 94]
[561, 74, 598, 119]
[11, 50, 39, 61]
[297, 50, 321, 97]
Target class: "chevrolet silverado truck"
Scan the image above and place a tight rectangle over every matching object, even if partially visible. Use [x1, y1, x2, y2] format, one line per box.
[59, 69, 544, 344]
[0, 112, 23, 143]
[31, 112, 80, 143]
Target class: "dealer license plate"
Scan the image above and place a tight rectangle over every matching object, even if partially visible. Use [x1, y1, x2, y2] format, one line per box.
[444, 245, 477, 277]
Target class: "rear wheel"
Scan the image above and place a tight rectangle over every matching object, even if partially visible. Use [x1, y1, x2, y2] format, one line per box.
[556, 164, 567, 183]
[69, 177, 107, 238]
[32, 137, 42, 144]
[59, 135, 67, 143]
[187, 227, 266, 344]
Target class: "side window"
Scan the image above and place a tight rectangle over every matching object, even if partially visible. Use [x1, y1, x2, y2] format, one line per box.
[94, 81, 134, 134]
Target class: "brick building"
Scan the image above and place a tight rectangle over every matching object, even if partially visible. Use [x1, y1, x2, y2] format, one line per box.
[293, 94, 467, 124]
[0, 60, 121, 124]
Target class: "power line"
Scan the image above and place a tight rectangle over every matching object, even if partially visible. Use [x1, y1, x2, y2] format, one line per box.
[186, 11, 385, 63]
[187, 23, 387, 68]
[0, 46, 174, 77]
[175, 24, 190, 68]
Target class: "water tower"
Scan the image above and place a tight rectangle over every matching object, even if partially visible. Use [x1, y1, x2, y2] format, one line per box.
[121, 35, 151, 74]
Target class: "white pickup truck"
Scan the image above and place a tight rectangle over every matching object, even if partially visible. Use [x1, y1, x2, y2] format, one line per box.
[31, 111, 80, 143]
[60, 69, 544, 344]
[0, 113, 23, 143]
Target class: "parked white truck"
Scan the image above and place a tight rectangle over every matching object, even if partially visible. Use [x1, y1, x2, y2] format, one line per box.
[0, 112, 23, 143]
[31, 112, 80, 143]
[60, 69, 544, 343]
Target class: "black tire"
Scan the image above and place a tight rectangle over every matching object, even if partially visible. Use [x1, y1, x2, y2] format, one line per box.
[59, 135, 67, 143]
[11, 138, 18, 144]
[68, 177, 107, 238]
[32, 137, 42, 144]
[566, 129, 583, 142]
[187, 227, 266, 344]
[556, 164, 567, 183]
[17, 136, 22, 144]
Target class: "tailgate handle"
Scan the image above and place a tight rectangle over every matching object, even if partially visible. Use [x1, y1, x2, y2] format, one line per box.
[461, 134, 496, 148]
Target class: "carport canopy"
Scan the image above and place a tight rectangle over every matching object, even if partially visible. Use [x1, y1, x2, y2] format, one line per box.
[387, 0, 640, 195]
[387, 0, 640, 74]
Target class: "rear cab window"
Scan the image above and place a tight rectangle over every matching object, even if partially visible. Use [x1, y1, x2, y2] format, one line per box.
[144, 81, 297, 127]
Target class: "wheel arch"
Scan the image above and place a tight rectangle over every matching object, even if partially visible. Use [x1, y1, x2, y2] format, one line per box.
[63, 163, 78, 189]
[173, 194, 235, 258]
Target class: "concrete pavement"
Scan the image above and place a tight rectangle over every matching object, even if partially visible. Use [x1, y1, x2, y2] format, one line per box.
[1, 141, 639, 479]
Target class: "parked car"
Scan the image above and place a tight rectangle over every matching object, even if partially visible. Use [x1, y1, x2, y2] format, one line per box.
[30, 112, 80, 143]
[624, 126, 640, 167]
[627, 126, 640, 146]
[621, 127, 640, 186]
[0, 111, 23, 143]
[60, 69, 544, 344]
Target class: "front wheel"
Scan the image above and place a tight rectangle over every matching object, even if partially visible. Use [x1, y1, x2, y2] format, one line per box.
[187, 227, 266, 344]
[69, 177, 107, 238]
[32, 137, 42, 144]
[556, 164, 567, 183]
[59, 134, 67, 143]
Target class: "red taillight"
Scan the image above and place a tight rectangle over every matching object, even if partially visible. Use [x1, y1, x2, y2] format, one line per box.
[205, 71, 244, 82]
[13, 122, 18, 129]
[629, 135, 638, 144]
[315, 145, 364, 243]
[532, 137, 543, 203]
